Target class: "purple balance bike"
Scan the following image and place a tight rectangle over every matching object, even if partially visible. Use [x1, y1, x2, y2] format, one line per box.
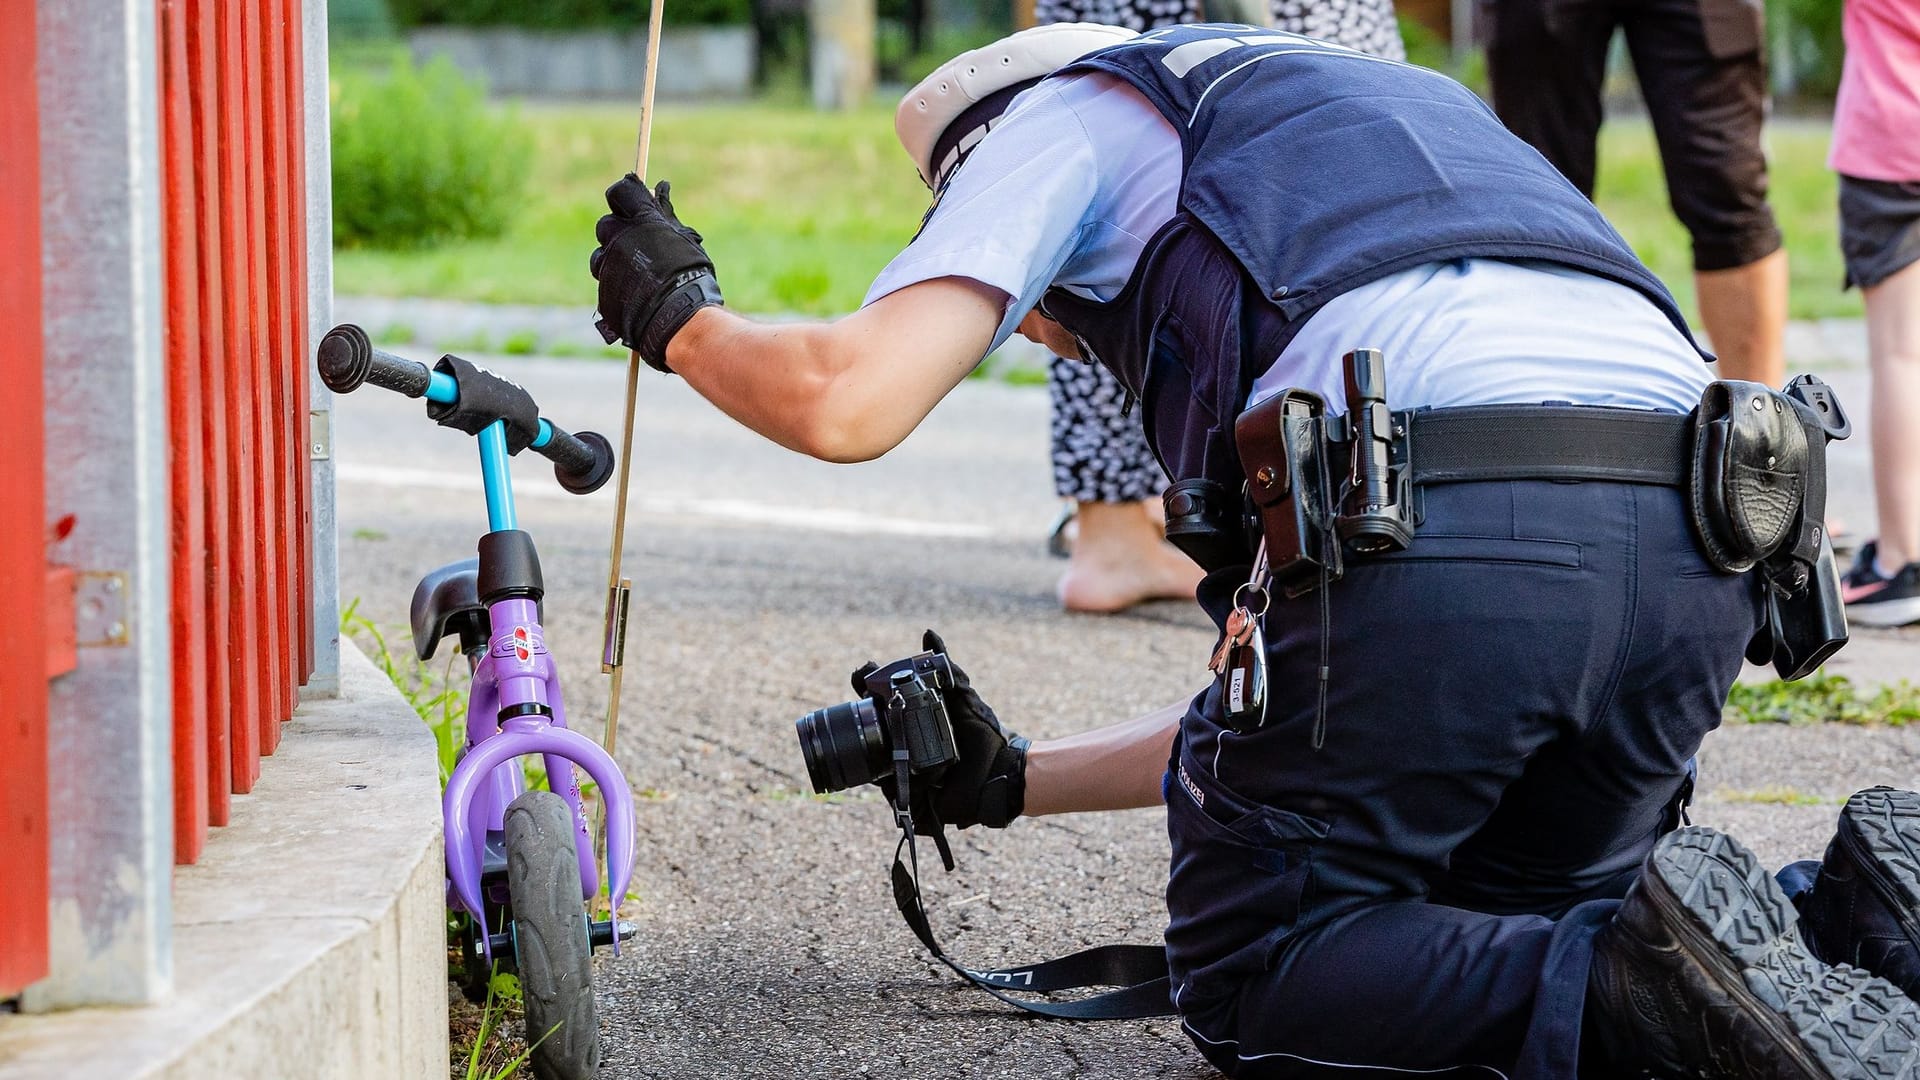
[319, 324, 637, 1080]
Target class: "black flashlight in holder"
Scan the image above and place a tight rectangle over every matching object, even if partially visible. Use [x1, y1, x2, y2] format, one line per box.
[1336, 348, 1415, 555]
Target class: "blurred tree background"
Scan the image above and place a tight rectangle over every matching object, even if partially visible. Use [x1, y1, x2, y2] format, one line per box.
[328, 0, 1865, 323]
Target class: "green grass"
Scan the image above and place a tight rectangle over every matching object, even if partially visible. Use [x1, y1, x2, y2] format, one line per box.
[334, 102, 1858, 323]
[1725, 670, 1920, 727]
[334, 100, 925, 316]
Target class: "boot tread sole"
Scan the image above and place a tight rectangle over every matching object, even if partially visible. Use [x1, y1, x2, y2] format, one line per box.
[1843, 787, 1920, 927]
[1648, 828, 1920, 1080]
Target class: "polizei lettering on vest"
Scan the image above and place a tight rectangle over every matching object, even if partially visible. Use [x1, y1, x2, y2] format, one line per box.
[1133, 26, 1458, 120]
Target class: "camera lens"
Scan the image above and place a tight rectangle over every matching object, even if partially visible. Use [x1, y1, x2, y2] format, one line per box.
[795, 697, 888, 794]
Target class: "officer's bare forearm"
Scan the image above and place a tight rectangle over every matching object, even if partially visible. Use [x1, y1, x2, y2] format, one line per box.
[1022, 699, 1188, 816]
[664, 278, 1004, 463]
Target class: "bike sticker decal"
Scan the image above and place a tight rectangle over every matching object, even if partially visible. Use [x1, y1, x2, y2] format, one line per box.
[492, 625, 547, 660]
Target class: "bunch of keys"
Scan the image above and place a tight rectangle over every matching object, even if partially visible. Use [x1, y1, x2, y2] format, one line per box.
[1209, 541, 1271, 734]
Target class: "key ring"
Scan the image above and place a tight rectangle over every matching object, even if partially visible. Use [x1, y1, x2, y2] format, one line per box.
[1231, 580, 1271, 618]
[1233, 538, 1272, 617]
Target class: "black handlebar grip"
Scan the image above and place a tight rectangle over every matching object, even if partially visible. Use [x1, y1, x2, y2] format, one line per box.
[317, 323, 433, 398]
[541, 426, 617, 495]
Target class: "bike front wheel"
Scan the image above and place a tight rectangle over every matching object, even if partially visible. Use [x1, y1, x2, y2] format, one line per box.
[504, 790, 601, 1080]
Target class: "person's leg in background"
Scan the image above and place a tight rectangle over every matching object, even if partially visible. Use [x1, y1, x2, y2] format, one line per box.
[1048, 354, 1202, 612]
[1839, 176, 1920, 625]
[1041, 0, 1410, 614]
[1627, 0, 1787, 387]
[1034, 0, 1204, 614]
[1696, 255, 1790, 385]
[1865, 262, 1920, 570]
[1482, 0, 1613, 198]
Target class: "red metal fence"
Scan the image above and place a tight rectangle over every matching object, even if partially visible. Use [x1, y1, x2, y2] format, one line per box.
[160, 0, 316, 854]
[1, 0, 49, 1003]
[0, 0, 314, 999]
[0, 0, 318, 997]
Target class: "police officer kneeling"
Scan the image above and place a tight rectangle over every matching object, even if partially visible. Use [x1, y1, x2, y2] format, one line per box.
[590, 24, 1920, 1078]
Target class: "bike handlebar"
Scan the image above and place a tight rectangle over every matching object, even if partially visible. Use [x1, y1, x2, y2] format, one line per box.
[317, 323, 434, 398]
[317, 323, 616, 496]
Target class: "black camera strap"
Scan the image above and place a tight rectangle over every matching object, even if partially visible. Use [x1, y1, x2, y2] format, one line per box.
[886, 820, 1174, 1020]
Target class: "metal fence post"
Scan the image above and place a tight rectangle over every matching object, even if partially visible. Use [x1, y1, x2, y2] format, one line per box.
[26, 0, 174, 1009]
[304, 0, 340, 698]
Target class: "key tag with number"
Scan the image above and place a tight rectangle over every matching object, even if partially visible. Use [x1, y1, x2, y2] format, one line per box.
[1210, 543, 1271, 733]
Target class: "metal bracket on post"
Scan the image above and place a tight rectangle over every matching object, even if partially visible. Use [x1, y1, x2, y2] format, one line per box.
[309, 408, 331, 460]
[74, 571, 133, 647]
[601, 579, 631, 674]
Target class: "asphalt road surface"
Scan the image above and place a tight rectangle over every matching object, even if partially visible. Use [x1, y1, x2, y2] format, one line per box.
[334, 354, 1918, 1079]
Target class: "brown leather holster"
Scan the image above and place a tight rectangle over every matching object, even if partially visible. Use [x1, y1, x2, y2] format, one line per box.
[1235, 388, 1343, 598]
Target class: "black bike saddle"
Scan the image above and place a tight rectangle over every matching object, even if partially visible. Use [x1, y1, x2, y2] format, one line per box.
[410, 558, 488, 662]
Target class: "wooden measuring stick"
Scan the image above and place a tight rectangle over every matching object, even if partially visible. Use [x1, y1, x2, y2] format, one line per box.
[593, 0, 668, 917]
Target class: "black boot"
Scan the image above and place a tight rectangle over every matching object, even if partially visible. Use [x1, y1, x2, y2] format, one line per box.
[1799, 787, 1920, 1000]
[1587, 827, 1920, 1079]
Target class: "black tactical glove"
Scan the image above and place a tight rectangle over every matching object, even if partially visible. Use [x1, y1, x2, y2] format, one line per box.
[859, 629, 1028, 834]
[589, 174, 723, 373]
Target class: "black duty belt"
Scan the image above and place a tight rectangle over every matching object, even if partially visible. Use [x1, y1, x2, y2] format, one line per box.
[1237, 397, 1702, 612]
[1345, 404, 1693, 489]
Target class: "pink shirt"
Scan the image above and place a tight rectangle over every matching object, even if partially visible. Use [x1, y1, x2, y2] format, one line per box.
[1831, 0, 1920, 183]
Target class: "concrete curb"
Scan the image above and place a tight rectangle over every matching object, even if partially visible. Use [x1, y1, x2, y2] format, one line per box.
[0, 641, 449, 1079]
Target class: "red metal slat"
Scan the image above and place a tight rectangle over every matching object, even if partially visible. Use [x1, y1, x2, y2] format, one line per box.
[186, 0, 233, 821]
[0, 0, 49, 999]
[160, 0, 209, 865]
[280, 0, 315, 682]
[45, 569, 76, 679]
[259, 0, 302, 706]
[240, 0, 291, 755]
[215, 0, 263, 789]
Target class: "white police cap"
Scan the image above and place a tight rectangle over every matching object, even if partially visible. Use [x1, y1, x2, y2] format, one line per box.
[896, 22, 1139, 189]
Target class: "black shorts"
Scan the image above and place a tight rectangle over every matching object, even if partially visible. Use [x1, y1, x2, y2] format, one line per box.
[1484, 0, 1782, 272]
[1839, 175, 1920, 289]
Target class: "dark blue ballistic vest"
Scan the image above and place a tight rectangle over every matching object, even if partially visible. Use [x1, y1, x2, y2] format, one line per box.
[1037, 25, 1704, 490]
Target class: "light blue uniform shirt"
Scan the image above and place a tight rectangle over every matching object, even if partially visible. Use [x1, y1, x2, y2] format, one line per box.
[865, 72, 1711, 414]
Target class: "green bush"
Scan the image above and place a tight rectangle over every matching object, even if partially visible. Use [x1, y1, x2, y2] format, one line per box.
[330, 55, 533, 249]
[389, 0, 750, 28]
[1781, 0, 1845, 99]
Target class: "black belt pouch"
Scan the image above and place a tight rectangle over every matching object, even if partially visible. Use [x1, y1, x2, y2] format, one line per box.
[1236, 389, 1341, 597]
[1690, 377, 1850, 680]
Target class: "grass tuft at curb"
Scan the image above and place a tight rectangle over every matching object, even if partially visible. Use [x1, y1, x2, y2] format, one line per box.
[1725, 670, 1920, 727]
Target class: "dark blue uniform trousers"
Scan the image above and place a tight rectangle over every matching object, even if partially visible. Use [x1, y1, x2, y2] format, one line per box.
[1167, 479, 1764, 1079]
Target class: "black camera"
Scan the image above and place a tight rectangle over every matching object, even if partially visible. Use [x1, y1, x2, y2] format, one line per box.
[796, 650, 960, 794]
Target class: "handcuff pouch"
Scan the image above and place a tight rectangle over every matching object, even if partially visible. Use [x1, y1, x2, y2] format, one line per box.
[1236, 389, 1342, 598]
[1688, 380, 1809, 574]
[1736, 375, 1853, 680]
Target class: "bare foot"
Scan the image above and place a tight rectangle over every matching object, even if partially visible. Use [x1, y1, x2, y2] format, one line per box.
[1056, 500, 1205, 613]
